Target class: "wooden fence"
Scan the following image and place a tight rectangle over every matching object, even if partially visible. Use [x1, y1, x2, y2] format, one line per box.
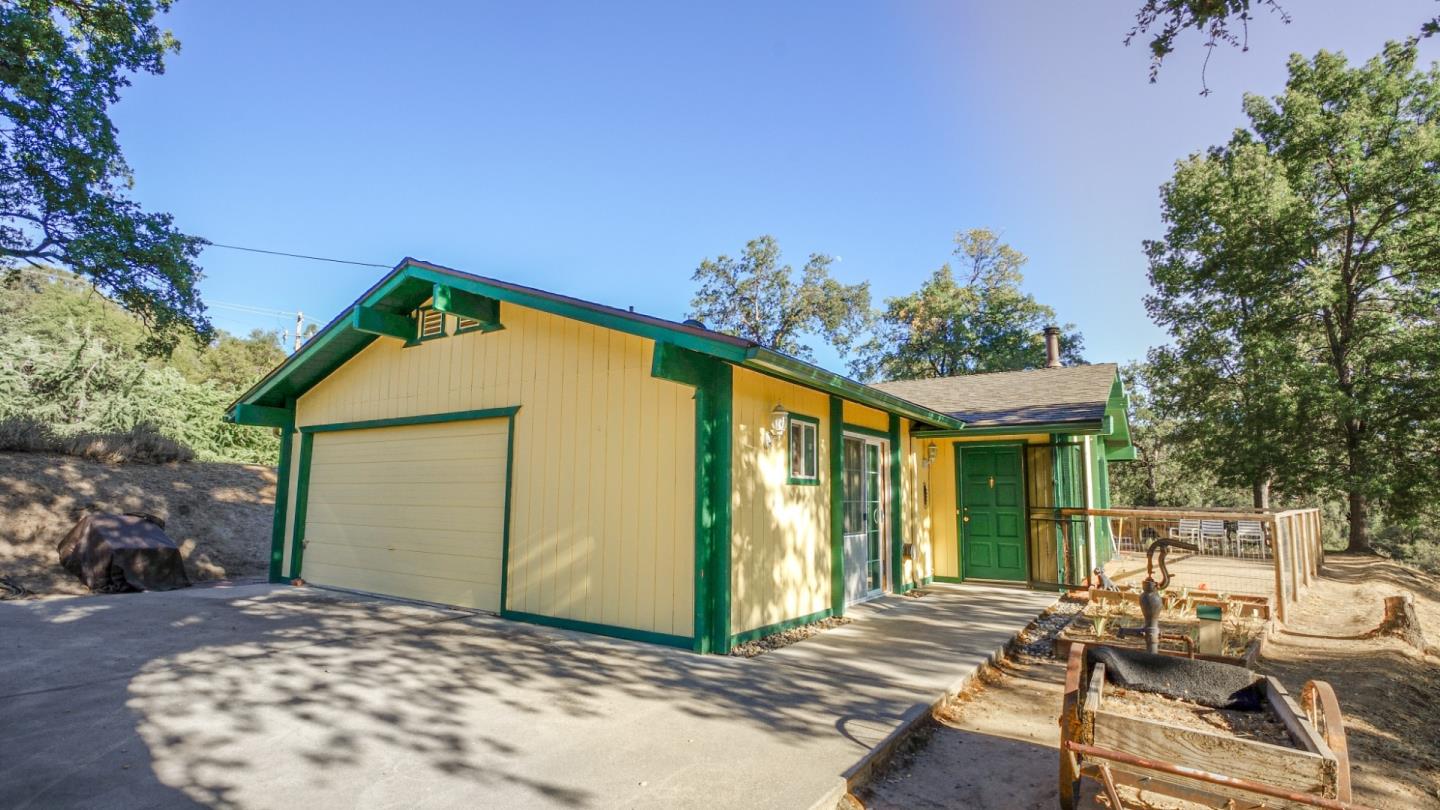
[1054, 506, 1325, 624]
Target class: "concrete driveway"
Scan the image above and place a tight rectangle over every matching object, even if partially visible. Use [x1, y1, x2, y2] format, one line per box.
[0, 582, 1054, 810]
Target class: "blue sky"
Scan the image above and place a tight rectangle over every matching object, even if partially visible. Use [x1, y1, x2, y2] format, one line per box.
[111, 1, 1440, 374]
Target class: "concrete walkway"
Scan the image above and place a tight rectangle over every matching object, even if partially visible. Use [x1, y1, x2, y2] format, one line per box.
[0, 581, 1054, 809]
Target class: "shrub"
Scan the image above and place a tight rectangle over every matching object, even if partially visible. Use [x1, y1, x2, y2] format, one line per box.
[1374, 519, 1440, 575]
[0, 416, 62, 453]
[59, 422, 195, 464]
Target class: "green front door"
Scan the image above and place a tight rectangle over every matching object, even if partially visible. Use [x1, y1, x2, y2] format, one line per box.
[958, 445, 1027, 582]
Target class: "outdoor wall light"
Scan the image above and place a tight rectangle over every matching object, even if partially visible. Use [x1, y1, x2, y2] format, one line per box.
[766, 404, 789, 448]
[923, 441, 939, 466]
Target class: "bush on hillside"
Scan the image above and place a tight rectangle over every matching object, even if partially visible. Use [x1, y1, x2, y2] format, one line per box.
[1374, 519, 1440, 575]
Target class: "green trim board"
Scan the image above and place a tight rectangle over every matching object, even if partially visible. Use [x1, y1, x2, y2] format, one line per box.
[498, 411, 517, 614]
[227, 403, 294, 429]
[502, 610, 692, 649]
[287, 431, 315, 579]
[431, 283, 503, 332]
[650, 342, 733, 654]
[828, 396, 845, 617]
[268, 423, 295, 583]
[888, 414, 906, 593]
[728, 608, 832, 647]
[913, 421, 1104, 439]
[933, 575, 963, 584]
[352, 305, 415, 341]
[785, 411, 820, 486]
[298, 407, 521, 434]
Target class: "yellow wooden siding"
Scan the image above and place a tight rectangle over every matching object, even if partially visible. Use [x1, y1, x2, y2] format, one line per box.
[301, 419, 508, 611]
[292, 303, 696, 639]
[730, 367, 831, 635]
[900, 421, 934, 585]
[842, 400, 888, 432]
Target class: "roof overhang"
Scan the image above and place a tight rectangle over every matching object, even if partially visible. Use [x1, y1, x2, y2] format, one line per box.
[227, 259, 965, 430]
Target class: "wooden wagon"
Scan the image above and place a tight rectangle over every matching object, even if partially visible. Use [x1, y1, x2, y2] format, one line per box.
[1058, 643, 1357, 810]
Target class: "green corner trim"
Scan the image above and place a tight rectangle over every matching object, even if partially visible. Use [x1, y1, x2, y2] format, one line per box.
[785, 411, 820, 486]
[650, 342, 732, 654]
[828, 396, 844, 617]
[268, 422, 295, 583]
[922, 575, 934, 585]
[499, 411, 517, 614]
[299, 406, 520, 434]
[502, 610, 692, 649]
[888, 414, 904, 593]
[728, 608, 832, 647]
[287, 431, 315, 579]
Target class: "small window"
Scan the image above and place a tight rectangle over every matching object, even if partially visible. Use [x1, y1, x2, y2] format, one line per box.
[787, 414, 819, 485]
[417, 306, 447, 341]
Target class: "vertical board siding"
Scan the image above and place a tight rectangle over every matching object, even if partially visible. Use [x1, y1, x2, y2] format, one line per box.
[901, 421, 934, 584]
[730, 367, 832, 635]
[924, 434, 1051, 581]
[280, 430, 303, 577]
[293, 303, 696, 639]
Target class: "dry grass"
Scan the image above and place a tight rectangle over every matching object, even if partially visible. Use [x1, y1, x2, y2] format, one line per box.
[0, 417, 194, 464]
[0, 451, 275, 595]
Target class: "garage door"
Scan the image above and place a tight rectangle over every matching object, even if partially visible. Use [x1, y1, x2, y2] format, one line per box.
[299, 417, 509, 612]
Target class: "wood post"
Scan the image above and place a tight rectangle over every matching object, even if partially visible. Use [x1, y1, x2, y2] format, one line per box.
[1278, 513, 1290, 619]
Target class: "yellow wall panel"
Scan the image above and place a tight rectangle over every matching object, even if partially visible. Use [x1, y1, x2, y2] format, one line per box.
[923, 433, 1052, 581]
[842, 400, 888, 432]
[730, 367, 832, 635]
[293, 302, 696, 639]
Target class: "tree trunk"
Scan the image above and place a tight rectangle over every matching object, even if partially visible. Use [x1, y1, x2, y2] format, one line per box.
[1252, 477, 1271, 510]
[1346, 490, 1370, 553]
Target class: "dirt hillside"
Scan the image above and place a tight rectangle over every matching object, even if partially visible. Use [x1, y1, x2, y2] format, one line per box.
[0, 452, 276, 596]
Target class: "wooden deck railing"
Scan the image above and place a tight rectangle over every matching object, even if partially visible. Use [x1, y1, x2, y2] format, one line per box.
[1047, 505, 1325, 623]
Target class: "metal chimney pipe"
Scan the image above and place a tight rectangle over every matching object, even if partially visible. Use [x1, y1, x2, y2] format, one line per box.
[1044, 326, 1062, 368]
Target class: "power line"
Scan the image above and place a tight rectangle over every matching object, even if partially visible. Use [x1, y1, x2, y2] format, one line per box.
[209, 300, 297, 318]
[204, 241, 390, 268]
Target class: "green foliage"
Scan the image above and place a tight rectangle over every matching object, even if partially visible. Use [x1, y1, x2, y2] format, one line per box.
[0, 269, 279, 463]
[1107, 362, 1252, 510]
[850, 229, 1083, 382]
[688, 235, 871, 362]
[0, 0, 209, 354]
[1144, 42, 1440, 552]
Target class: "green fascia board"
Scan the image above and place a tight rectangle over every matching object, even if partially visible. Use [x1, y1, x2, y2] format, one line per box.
[503, 610, 692, 649]
[352, 305, 416, 340]
[1101, 373, 1135, 461]
[742, 349, 964, 430]
[432, 283, 503, 331]
[232, 258, 971, 433]
[728, 607, 832, 647]
[228, 403, 294, 429]
[841, 422, 890, 440]
[913, 421, 1104, 439]
[299, 406, 520, 434]
[1105, 444, 1138, 461]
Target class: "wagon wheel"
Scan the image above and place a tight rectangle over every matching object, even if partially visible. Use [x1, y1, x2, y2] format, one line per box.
[1058, 643, 1086, 810]
[1301, 680, 1351, 802]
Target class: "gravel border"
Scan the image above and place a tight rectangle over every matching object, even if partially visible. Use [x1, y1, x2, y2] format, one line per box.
[728, 616, 854, 657]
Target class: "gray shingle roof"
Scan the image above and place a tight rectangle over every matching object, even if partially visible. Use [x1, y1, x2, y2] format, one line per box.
[868, 364, 1119, 428]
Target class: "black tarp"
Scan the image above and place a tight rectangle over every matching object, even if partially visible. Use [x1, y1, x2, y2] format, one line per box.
[1087, 645, 1266, 710]
[57, 513, 192, 593]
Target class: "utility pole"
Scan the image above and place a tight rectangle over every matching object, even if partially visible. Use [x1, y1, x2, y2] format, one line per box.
[294, 311, 304, 353]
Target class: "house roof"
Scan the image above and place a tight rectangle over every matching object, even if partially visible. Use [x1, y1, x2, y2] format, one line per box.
[226, 258, 966, 430]
[870, 364, 1121, 428]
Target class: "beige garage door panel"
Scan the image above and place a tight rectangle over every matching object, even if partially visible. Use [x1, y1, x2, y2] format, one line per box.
[301, 418, 508, 612]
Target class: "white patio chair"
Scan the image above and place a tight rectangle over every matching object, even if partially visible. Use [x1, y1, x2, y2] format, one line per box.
[1236, 520, 1266, 559]
[1171, 518, 1201, 547]
[1200, 519, 1227, 556]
